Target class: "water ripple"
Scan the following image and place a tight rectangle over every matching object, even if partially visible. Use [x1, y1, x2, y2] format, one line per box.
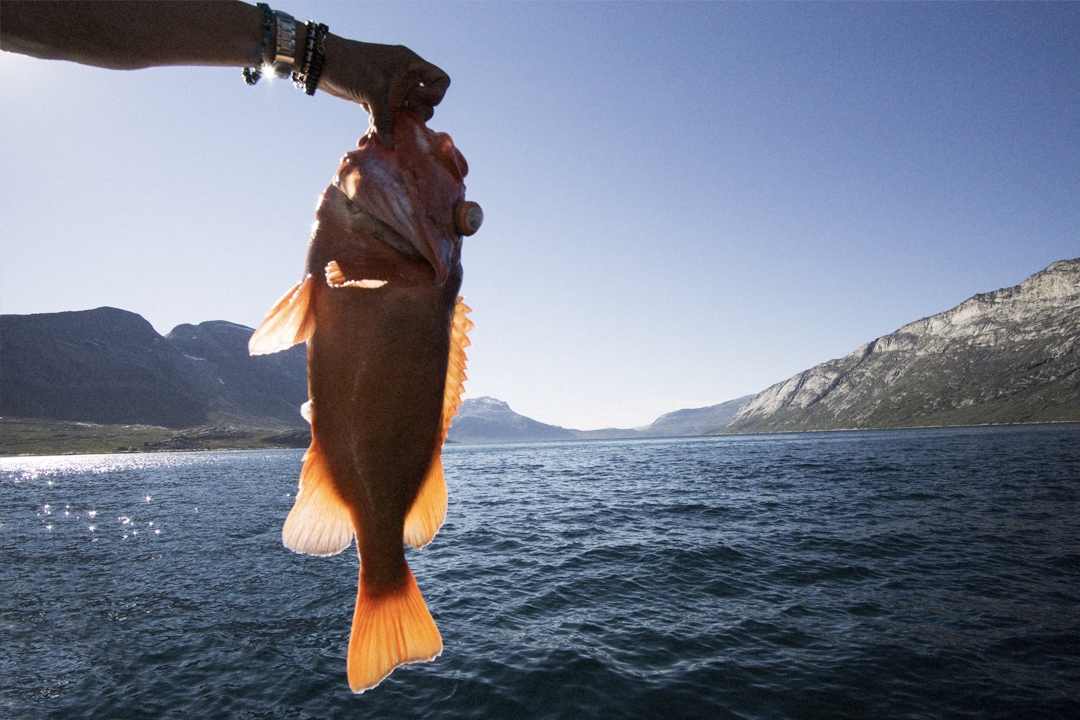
[2, 425, 1079, 718]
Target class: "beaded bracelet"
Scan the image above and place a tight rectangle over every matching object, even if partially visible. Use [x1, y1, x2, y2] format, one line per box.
[242, 3, 275, 86]
[293, 22, 329, 96]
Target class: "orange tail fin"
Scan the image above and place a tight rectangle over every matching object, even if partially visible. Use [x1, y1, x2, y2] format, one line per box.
[347, 565, 443, 693]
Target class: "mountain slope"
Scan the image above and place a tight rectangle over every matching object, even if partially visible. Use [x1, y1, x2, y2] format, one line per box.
[728, 259, 1080, 433]
[648, 395, 754, 436]
[1, 307, 307, 429]
[0, 308, 206, 427]
[166, 320, 306, 426]
[447, 397, 577, 443]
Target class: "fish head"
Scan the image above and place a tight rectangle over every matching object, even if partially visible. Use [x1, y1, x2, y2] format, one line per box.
[322, 113, 473, 286]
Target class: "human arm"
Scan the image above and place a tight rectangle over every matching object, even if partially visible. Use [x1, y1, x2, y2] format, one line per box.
[0, 1, 449, 142]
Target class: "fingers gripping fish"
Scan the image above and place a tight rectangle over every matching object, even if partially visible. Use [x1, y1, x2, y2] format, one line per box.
[248, 113, 482, 693]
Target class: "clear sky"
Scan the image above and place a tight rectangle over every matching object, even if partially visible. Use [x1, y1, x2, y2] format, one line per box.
[2, 2, 1078, 430]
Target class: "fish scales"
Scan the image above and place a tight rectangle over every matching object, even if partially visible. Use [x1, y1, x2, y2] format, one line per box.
[248, 113, 479, 693]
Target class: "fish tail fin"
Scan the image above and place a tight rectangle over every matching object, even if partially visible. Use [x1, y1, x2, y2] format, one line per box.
[347, 564, 443, 693]
[249, 274, 316, 355]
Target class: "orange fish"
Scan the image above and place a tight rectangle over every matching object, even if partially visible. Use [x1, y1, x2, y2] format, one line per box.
[248, 113, 482, 692]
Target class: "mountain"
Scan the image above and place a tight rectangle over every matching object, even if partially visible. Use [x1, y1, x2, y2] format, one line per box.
[1, 307, 307, 430]
[165, 320, 307, 426]
[7, 257, 1074, 453]
[447, 397, 577, 443]
[0, 306, 749, 451]
[1, 308, 207, 427]
[728, 258, 1080, 433]
[444, 396, 754, 444]
[647, 395, 755, 436]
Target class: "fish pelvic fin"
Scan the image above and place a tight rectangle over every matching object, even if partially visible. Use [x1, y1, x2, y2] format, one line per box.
[282, 430, 354, 557]
[347, 564, 443, 693]
[248, 275, 316, 356]
[402, 297, 472, 548]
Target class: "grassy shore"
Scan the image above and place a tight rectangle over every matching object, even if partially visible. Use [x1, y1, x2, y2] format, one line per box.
[0, 418, 308, 457]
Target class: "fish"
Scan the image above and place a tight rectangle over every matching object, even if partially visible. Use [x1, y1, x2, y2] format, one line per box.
[247, 112, 482, 693]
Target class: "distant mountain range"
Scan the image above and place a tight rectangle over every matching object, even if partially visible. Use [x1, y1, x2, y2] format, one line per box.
[1, 258, 1076, 453]
[446, 395, 756, 443]
[1, 307, 307, 429]
[0, 310, 757, 452]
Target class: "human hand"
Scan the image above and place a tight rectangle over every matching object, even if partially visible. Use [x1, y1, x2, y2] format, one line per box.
[319, 35, 450, 147]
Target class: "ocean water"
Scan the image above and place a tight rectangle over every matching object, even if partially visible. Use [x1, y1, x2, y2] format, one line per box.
[1, 425, 1079, 719]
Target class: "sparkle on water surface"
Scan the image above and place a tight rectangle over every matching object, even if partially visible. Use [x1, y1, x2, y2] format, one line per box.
[0, 451, 187, 544]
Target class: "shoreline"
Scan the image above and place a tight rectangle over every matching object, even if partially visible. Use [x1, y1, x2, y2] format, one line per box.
[2, 418, 1077, 459]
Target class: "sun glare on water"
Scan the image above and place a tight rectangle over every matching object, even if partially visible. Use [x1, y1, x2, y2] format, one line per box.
[0, 452, 190, 544]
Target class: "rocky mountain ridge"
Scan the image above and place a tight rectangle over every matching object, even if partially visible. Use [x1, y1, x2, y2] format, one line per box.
[728, 258, 1080, 432]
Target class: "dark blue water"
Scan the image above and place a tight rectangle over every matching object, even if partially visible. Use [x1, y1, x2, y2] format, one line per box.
[2, 425, 1079, 719]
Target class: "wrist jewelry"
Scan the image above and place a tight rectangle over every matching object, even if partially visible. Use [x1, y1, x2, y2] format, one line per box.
[243, 5, 328, 97]
[293, 22, 329, 96]
[271, 9, 297, 79]
[242, 3, 275, 85]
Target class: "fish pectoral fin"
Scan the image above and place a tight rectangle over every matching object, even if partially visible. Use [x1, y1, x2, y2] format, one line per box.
[249, 275, 316, 355]
[348, 564, 442, 693]
[282, 433, 354, 557]
[325, 260, 387, 289]
[402, 297, 473, 549]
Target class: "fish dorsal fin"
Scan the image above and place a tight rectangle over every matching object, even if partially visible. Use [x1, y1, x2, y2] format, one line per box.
[249, 275, 316, 356]
[283, 423, 355, 557]
[403, 297, 473, 548]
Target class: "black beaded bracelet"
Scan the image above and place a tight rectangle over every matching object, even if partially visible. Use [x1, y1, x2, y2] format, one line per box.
[293, 21, 316, 90]
[305, 23, 329, 96]
[293, 22, 329, 96]
[242, 3, 275, 86]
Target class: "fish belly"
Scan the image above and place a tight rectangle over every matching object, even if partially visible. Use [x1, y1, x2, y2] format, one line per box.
[309, 274, 458, 588]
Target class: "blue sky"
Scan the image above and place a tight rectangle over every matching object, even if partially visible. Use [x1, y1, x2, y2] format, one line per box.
[1, 2, 1077, 429]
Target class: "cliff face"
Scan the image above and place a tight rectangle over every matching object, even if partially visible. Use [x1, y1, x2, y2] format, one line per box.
[728, 259, 1080, 432]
